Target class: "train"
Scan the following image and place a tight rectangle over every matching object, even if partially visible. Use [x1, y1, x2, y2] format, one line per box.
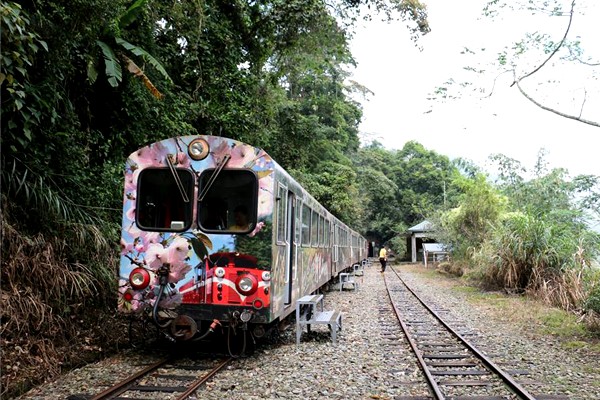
[118, 135, 367, 350]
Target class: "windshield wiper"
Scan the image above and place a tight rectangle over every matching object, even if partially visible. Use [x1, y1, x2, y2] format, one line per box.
[198, 154, 231, 202]
[166, 154, 190, 203]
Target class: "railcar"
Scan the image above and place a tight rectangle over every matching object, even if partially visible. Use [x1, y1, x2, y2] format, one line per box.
[119, 135, 367, 349]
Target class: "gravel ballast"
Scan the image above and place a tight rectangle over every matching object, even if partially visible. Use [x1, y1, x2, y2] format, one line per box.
[17, 263, 600, 400]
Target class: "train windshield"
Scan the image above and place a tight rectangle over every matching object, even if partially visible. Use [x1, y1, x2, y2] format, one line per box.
[136, 168, 195, 231]
[198, 169, 258, 234]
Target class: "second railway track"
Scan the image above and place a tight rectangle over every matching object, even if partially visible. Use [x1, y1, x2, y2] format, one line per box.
[385, 265, 570, 400]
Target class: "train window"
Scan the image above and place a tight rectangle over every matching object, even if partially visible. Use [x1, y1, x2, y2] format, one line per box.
[276, 185, 287, 243]
[301, 203, 310, 247]
[198, 169, 258, 234]
[311, 210, 318, 247]
[295, 200, 302, 244]
[319, 215, 325, 247]
[324, 220, 329, 247]
[136, 168, 194, 231]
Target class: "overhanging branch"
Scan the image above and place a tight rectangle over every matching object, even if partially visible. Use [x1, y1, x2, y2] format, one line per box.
[509, 0, 599, 128]
[514, 79, 600, 127]
[513, 0, 575, 85]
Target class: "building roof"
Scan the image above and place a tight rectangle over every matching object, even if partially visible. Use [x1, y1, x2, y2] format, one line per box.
[407, 220, 433, 232]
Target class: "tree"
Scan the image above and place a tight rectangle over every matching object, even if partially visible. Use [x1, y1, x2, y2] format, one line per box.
[439, 173, 507, 260]
[391, 141, 458, 225]
[353, 140, 461, 250]
[293, 162, 363, 226]
[430, 0, 599, 127]
[353, 142, 402, 244]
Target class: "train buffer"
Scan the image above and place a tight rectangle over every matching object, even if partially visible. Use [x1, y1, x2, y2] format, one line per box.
[296, 294, 343, 345]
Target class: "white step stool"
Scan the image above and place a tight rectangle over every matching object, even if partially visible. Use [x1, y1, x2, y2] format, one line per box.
[296, 294, 343, 344]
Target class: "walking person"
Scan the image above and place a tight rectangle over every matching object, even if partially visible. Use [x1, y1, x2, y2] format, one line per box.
[379, 246, 387, 272]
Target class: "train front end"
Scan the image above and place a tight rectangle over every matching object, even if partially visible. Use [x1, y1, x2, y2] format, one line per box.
[118, 135, 275, 344]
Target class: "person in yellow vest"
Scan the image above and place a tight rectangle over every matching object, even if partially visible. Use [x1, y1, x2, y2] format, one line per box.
[379, 247, 387, 272]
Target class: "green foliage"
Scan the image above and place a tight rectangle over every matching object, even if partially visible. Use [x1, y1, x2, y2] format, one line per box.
[115, 38, 172, 83]
[539, 308, 587, 337]
[96, 40, 122, 87]
[584, 268, 600, 314]
[118, 0, 148, 29]
[357, 166, 399, 241]
[388, 231, 408, 259]
[392, 141, 458, 224]
[1, 158, 102, 227]
[90, 0, 172, 97]
[353, 140, 460, 253]
[291, 162, 363, 227]
[0, 2, 48, 148]
[448, 152, 600, 313]
[585, 285, 600, 314]
[455, 174, 506, 242]
[487, 212, 558, 288]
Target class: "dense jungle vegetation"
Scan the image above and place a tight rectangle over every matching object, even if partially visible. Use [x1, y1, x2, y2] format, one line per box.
[1, 0, 598, 397]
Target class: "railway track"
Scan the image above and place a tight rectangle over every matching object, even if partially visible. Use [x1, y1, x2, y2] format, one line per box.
[67, 356, 232, 400]
[384, 265, 570, 400]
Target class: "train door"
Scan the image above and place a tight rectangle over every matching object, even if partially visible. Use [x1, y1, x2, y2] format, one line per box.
[283, 190, 296, 306]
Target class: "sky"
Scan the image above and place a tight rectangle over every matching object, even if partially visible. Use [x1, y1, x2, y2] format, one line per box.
[348, 0, 599, 178]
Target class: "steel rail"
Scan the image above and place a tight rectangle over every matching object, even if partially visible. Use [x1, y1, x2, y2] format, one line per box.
[389, 266, 538, 400]
[175, 357, 232, 399]
[89, 357, 169, 400]
[383, 272, 446, 399]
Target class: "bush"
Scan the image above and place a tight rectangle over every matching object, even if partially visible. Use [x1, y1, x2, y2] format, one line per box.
[584, 270, 600, 314]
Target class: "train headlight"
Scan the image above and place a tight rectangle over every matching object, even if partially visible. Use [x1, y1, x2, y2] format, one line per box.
[188, 138, 209, 160]
[129, 268, 150, 290]
[215, 267, 226, 279]
[236, 274, 258, 296]
[261, 271, 271, 281]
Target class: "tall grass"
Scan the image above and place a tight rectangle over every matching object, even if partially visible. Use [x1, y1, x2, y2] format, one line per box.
[0, 161, 122, 398]
[485, 211, 599, 311]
